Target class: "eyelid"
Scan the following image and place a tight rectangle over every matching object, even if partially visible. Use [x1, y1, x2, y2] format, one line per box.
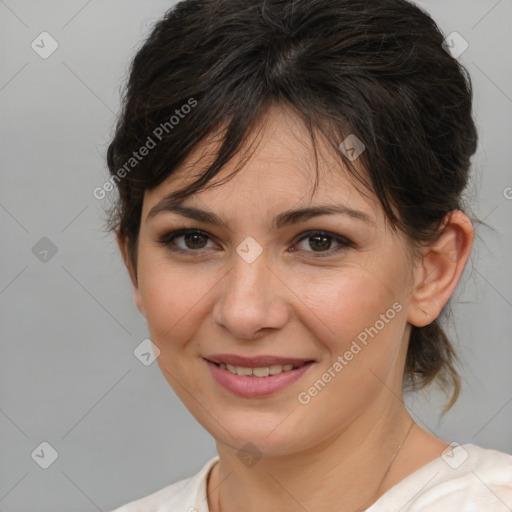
[157, 228, 215, 249]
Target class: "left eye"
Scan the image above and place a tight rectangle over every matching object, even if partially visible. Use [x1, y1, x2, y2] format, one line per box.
[293, 231, 351, 256]
[157, 229, 352, 256]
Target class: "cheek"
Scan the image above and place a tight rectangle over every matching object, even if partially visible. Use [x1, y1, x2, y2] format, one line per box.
[296, 267, 403, 349]
[136, 255, 216, 349]
[289, 270, 407, 432]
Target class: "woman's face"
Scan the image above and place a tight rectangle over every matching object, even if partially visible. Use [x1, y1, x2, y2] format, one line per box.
[132, 105, 419, 456]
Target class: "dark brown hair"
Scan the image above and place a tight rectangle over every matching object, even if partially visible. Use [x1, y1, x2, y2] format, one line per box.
[106, 0, 478, 412]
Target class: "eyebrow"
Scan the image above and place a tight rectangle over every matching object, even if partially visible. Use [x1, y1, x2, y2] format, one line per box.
[146, 193, 372, 230]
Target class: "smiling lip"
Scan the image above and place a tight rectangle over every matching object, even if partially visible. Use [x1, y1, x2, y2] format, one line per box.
[204, 354, 315, 398]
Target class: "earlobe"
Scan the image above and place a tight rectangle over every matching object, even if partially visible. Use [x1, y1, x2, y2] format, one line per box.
[408, 211, 474, 327]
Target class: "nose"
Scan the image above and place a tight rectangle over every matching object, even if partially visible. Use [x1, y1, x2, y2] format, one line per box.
[212, 249, 289, 340]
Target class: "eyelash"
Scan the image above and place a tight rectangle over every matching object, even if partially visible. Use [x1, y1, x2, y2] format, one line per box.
[157, 228, 353, 258]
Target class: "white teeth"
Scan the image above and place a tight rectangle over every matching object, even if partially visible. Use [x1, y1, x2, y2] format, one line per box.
[219, 363, 302, 377]
[269, 364, 283, 375]
[252, 367, 270, 377]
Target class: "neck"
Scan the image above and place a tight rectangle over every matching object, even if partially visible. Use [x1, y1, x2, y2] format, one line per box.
[208, 397, 415, 512]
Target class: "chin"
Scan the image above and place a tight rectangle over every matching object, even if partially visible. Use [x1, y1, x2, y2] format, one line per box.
[195, 406, 315, 457]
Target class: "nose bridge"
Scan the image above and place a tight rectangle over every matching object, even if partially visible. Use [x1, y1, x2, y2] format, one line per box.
[213, 240, 287, 338]
[226, 234, 270, 295]
[227, 244, 272, 311]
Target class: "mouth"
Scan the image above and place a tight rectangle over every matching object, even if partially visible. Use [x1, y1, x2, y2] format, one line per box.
[203, 355, 316, 398]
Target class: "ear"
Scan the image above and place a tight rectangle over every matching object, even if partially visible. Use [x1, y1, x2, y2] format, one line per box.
[116, 230, 145, 317]
[408, 210, 474, 327]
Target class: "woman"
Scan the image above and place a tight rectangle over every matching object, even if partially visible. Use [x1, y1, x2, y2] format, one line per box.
[108, 0, 512, 510]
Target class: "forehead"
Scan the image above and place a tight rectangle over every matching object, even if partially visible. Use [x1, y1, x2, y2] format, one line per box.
[143, 104, 377, 216]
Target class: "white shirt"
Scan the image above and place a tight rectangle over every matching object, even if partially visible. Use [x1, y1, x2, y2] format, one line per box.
[111, 443, 512, 511]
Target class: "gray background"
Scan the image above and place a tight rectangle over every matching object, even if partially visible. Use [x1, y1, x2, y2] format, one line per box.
[0, 0, 511, 510]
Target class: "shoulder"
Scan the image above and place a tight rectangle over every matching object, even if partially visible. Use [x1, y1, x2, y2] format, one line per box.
[110, 456, 219, 512]
[369, 443, 512, 512]
[413, 443, 512, 510]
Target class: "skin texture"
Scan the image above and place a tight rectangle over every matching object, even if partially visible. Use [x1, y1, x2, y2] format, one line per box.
[118, 104, 474, 512]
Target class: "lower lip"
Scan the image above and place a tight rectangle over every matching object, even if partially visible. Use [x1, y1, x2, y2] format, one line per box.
[205, 360, 315, 398]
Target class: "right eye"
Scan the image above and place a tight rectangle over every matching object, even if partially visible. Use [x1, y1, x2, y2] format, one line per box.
[158, 229, 217, 254]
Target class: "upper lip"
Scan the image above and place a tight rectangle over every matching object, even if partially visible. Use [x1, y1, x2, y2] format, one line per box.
[204, 354, 314, 367]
